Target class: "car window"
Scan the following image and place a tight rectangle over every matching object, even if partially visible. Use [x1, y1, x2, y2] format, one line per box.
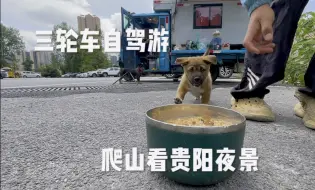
[109, 68, 113, 70]
[31, 72, 35, 74]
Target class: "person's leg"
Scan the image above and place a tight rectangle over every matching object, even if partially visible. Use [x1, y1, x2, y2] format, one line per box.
[118, 68, 125, 84]
[299, 53, 315, 97]
[136, 73, 141, 83]
[294, 53, 315, 129]
[230, 0, 309, 121]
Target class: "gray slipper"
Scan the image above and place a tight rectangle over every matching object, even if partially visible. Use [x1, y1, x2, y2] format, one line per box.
[295, 91, 315, 129]
[231, 97, 275, 122]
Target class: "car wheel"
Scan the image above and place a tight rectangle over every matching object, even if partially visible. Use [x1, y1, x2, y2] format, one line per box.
[165, 74, 175, 79]
[219, 66, 234, 78]
[210, 65, 219, 82]
[92, 73, 97, 77]
[103, 72, 108, 77]
[23, 75, 27, 78]
[36, 75, 40, 78]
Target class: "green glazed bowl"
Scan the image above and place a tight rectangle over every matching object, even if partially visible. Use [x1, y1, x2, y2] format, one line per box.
[145, 104, 246, 186]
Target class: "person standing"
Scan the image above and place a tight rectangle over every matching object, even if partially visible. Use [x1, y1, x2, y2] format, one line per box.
[118, 56, 125, 84]
[117, 57, 143, 84]
[135, 64, 144, 84]
[230, 0, 314, 129]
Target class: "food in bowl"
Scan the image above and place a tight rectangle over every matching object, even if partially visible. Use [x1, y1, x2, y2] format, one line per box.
[166, 116, 233, 127]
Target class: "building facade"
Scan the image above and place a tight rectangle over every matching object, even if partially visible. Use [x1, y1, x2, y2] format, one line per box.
[153, 0, 249, 46]
[15, 51, 27, 70]
[33, 51, 52, 71]
[14, 51, 52, 71]
[110, 56, 118, 66]
[77, 14, 101, 32]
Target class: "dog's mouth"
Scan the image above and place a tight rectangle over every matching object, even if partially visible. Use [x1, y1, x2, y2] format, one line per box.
[190, 79, 203, 87]
[192, 83, 202, 87]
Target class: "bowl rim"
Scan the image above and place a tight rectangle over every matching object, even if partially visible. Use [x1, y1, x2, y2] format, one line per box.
[146, 104, 246, 134]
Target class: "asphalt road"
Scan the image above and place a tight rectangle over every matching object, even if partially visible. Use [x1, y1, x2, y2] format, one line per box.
[1, 78, 315, 189]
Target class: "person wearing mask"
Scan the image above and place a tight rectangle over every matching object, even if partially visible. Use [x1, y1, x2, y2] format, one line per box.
[231, 0, 314, 129]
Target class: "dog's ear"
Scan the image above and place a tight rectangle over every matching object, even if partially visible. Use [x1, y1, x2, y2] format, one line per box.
[176, 57, 189, 66]
[203, 55, 217, 65]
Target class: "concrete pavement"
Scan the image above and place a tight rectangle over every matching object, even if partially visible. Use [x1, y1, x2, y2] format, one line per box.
[0, 77, 242, 89]
[1, 80, 314, 189]
[0, 77, 118, 89]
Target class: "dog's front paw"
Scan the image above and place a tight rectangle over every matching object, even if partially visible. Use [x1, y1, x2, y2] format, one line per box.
[174, 98, 183, 104]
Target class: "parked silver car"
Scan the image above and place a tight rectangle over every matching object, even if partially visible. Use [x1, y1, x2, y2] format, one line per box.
[87, 70, 98, 77]
[97, 67, 120, 77]
[20, 71, 41, 78]
[76, 73, 88, 78]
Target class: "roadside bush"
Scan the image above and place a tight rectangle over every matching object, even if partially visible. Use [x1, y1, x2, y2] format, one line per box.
[284, 12, 315, 86]
[40, 64, 61, 78]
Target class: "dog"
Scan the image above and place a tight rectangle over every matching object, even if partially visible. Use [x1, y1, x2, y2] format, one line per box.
[174, 55, 217, 104]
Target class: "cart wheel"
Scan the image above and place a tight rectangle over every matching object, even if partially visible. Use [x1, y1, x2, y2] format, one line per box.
[123, 73, 134, 82]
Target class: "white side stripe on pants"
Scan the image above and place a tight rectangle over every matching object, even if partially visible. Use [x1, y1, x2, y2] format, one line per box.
[246, 68, 260, 90]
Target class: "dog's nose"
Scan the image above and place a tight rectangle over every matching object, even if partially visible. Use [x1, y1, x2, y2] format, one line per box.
[194, 77, 201, 83]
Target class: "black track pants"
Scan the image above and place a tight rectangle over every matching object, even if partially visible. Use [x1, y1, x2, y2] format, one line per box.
[230, 0, 314, 99]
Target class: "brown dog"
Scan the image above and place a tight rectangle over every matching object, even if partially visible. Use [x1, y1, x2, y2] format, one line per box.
[174, 55, 217, 104]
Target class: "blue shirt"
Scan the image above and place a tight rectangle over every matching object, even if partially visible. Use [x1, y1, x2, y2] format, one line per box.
[241, 0, 273, 16]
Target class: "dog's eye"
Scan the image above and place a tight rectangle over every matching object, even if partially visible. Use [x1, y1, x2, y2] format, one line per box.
[200, 68, 205, 72]
[189, 67, 194, 71]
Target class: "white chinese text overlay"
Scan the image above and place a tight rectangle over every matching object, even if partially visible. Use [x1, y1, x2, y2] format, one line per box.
[35, 28, 169, 53]
[101, 147, 259, 172]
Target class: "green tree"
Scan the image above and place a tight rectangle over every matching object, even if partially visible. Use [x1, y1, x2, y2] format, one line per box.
[51, 22, 73, 47]
[11, 58, 20, 77]
[0, 24, 25, 67]
[284, 12, 315, 86]
[50, 22, 111, 73]
[39, 64, 61, 78]
[50, 53, 64, 73]
[51, 22, 83, 73]
[81, 49, 111, 71]
[50, 22, 71, 72]
[80, 29, 111, 70]
[22, 57, 34, 71]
